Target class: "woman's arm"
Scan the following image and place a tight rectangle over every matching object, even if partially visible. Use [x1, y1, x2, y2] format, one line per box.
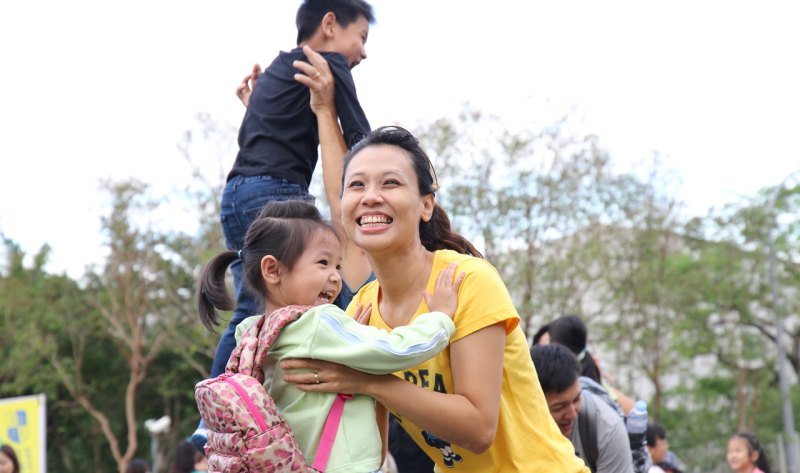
[293, 46, 372, 289]
[283, 322, 506, 453]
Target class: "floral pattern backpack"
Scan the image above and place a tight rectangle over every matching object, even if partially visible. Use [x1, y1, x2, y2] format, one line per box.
[195, 305, 350, 473]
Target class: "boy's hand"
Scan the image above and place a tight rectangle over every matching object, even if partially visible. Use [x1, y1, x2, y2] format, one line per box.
[293, 45, 335, 116]
[352, 302, 373, 325]
[236, 63, 262, 107]
[422, 263, 465, 319]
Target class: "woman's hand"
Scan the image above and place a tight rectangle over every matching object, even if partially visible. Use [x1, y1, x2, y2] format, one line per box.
[281, 358, 384, 395]
[293, 45, 335, 116]
[236, 63, 262, 107]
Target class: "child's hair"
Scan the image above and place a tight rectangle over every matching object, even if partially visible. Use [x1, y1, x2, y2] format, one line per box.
[732, 432, 772, 473]
[0, 445, 20, 473]
[548, 314, 603, 384]
[197, 200, 337, 331]
[296, 0, 376, 45]
[343, 125, 483, 258]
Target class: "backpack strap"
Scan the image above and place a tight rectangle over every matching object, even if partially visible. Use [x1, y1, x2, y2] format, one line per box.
[312, 393, 354, 471]
[225, 305, 311, 381]
[578, 391, 598, 473]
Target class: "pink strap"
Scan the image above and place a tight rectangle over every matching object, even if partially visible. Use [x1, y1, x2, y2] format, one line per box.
[311, 393, 353, 471]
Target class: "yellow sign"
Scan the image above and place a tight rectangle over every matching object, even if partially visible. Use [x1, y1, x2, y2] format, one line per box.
[0, 394, 46, 473]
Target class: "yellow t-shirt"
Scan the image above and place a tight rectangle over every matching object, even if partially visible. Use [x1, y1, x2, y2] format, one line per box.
[349, 249, 589, 472]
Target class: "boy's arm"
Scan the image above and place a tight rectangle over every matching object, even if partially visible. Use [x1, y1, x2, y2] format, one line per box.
[236, 63, 262, 107]
[326, 53, 371, 146]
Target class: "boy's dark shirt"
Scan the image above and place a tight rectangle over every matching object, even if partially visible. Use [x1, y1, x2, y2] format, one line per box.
[229, 48, 370, 187]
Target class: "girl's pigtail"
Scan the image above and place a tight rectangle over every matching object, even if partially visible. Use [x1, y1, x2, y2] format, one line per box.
[197, 250, 239, 332]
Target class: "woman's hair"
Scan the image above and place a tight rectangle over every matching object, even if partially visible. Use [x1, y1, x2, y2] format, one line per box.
[343, 125, 482, 258]
[0, 445, 20, 473]
[532, 323, 551, 345]
[732, 432, 772, 473]
[126, 458, 150, 473]
[548, 314, 603, 383]
[197, 200, 337, 331]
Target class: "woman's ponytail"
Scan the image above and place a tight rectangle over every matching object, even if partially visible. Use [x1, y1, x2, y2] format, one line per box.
[420, 205, 482, 257]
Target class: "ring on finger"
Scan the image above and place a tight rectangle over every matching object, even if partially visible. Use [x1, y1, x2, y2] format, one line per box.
[314, 371, 320, 384]
[314, 70, 321, 79]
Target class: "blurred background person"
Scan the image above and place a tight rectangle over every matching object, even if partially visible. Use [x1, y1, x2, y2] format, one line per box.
[0, 445, 20, 473]
[726, 433, 771, 473]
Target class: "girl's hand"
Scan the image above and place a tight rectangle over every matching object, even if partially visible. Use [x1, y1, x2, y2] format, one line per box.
[293, 45, 335, 116]
[281, 358, 383, 395]
[423, 263, 465, 318]
[352, 302, 372, 325]
[236, 63, 261, 107]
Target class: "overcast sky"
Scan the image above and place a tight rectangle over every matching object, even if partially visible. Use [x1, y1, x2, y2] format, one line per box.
[1, 0, 799, 278]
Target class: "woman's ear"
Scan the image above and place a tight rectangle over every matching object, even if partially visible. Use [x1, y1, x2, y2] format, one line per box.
[420, 194, 435, 222]
[261, 255, 282, 284]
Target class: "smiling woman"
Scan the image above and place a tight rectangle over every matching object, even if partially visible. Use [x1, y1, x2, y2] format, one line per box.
[281, 126, 590, 472]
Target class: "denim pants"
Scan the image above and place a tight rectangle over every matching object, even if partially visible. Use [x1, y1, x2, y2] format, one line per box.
[210, 174, 314, 377]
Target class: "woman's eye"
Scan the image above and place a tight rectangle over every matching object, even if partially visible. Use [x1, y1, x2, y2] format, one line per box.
[346, 180, 365, 188]
[384, 179, 400, 186]
[318, 259, 329, 266]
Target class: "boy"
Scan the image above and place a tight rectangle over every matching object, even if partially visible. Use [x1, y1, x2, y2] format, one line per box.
[194, 0, 374, 451]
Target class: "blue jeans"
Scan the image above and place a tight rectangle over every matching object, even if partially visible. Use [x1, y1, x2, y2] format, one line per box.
[210, 174, 314, 377]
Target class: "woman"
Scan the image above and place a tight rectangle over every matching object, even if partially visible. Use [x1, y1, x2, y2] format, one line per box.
[280, 121, 589, 471]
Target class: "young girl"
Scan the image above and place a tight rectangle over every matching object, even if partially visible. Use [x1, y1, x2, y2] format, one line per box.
[727, 433, 772, 473]
[196, 199, 462, 473]
[280, 126, 590, 472]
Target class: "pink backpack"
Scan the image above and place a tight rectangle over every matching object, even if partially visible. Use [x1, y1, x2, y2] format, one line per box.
[195, 305, 350, 473]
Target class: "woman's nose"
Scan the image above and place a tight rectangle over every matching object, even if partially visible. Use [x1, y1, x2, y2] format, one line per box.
[361, 184, 383, 204]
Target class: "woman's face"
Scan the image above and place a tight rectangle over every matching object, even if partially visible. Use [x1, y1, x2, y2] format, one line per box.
[726, 436, 756, 472]
[341, 144, 434, 253]
[0, 450, 16, 473]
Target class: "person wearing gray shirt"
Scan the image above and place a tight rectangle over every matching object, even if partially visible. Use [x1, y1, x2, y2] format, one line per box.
[531, 343, 635, 473]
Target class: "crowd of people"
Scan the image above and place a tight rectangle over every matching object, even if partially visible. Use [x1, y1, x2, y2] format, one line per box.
[160, 0, 776, 472]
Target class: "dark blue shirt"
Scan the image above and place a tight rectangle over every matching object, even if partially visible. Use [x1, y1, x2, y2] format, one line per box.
[229, 48, 371, 187]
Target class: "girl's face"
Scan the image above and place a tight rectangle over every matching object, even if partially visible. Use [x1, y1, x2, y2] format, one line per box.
[726, 436, 756, 472]
[272, 228, 342, 308]
[341, 144, 434, 254]
[0, 450, 15, 473]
